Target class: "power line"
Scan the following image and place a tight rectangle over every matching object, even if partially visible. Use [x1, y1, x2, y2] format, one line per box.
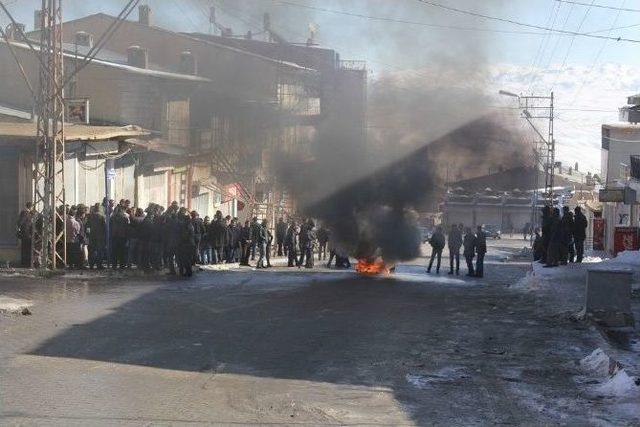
[414, 0, 640, 43]
[275, 0, 640, 37]
[555, 0, 640, 12]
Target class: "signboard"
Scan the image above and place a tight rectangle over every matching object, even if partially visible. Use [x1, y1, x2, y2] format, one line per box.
[614, 227, 639, 255]
[65, 98, 89, 124]
[599, 187, 637, 204]
[614, 204, 631, 226]
[593, 218, 605, 250]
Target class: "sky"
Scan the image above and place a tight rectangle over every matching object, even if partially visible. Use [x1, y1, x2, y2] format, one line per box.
[2, 0, 640, 173]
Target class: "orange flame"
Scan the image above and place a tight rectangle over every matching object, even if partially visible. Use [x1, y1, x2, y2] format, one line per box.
[356, 257, 390, 275]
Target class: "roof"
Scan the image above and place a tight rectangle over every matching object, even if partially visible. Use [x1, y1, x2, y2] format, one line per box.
[602, 122, 640, 130]
[1, 39, 211, 83]
[0, 121, 150, 141]
[51, 13, 316, 73]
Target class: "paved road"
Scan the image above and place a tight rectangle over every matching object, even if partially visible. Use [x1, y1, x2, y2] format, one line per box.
[0, 238, 634, 425]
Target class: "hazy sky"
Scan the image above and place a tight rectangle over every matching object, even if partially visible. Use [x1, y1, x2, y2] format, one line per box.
[2, 0, 639, 172]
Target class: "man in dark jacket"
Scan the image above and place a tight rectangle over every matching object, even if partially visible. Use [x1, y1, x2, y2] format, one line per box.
[86, 203, 106, 269]
[475, 225, 487, 278]
[110, 206, 130, 270]
[573, 206, 588, 263]
[227, 218, 241, 263]
[448, 223, 463, 275]
[16, 202, 34, 267]
[255, 220, 268, 269]
[191, 211, 204, 265]
[545, 208, 562, 268]
[210, 211, 227, 264]
[540, 206, 552, 264]
[303, 220, 317, 268]
[427, 225, 445, 274]
[317, 225, 329, 261]
[240, 220, 252, 266]
[559, 206, 574, 265]
[275, 217, 287, 257]
[249, 216, 262, 261]
[177, 208, 195, 277]
[285, 221, 299, 267]
[463, 227, 476, 277]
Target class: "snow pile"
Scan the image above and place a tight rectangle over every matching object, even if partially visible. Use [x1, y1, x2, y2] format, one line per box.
[596, 369, 640, 397]
[611, 250, 640, 266]
[0, 296, 33, 313]
[580, 348, 620, 377]
[579, 348, 640, 400]
[582, 256, 605, 263]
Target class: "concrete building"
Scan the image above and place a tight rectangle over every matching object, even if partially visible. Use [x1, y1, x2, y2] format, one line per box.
[441, 166, 595, 233]
[599, 93, 640, 253]
[0, 111, 149, 262]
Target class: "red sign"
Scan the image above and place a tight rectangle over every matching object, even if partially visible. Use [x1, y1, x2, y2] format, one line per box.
[593, 218, 605, 250]
[614, 227, 639, 255]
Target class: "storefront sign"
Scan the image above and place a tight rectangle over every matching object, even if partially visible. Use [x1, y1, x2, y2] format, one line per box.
[599, 187, 636, 204]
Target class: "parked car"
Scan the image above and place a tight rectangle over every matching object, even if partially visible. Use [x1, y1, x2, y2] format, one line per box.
[483, 224, 501, 239]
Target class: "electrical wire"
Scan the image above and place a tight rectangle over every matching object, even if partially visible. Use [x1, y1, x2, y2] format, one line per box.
[570, 0, 627, 105]
[555, 0, 640, 12]
[526, 0, 561, 92]
[414, 0, 640, 43]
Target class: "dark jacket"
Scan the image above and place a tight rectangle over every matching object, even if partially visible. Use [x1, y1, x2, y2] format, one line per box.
[210, 219, 228, 248]
[228, 224, 241, 247]
[275, 220, 287, 243]
[317, 227, 329, 244]
[192, 217, 205, 242]
[573, 211, 588, 241]
[110, 212, 129, 240]
[475, 231, 487, 254]
[429, 230, 446, 250]
[448, 228, 463, 250]
[463, 233, 476, 257]
[285, 226, 299, 250]
[178, 217, 195, 249]
[560, 212, 574, 245]
[256, 224, 268, 244]
[86, 212, 106, 244]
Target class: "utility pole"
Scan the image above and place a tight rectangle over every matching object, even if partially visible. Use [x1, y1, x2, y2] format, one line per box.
[32, 0, 66, 269]
[499, 90, 556, 204]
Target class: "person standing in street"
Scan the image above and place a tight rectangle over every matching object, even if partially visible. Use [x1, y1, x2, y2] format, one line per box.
[427, 225, 445, 274]
[448, 223, 463, 275]
[545, 208, 562, 268]
[240, 219, 252, 266]
[317, 225, 329, 261]
[573, 206, 588, 263]
[475, 225, 487, 278]
[191, 211, 204, 265]
[255, 220, 268, 269]
[285, 220, 299, 267]
[275, 217, 287, 257]
[177, 208, 195, 277]
[16, 202, 34, 267]
[303, 219, 317, 268]
[463, 227, 476, 277]
[86, 203, 106, 270]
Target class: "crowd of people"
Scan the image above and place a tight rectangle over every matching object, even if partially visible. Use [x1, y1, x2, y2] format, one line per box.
[532, 205, 588, 267]
[15, 199, 341, 276]
[426, 224, 487, 277]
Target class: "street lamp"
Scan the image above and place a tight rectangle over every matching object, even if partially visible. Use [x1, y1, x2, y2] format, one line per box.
[498, 90, 519, 98]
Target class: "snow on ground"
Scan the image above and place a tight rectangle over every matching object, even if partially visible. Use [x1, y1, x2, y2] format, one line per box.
[0, 296, 33, 313]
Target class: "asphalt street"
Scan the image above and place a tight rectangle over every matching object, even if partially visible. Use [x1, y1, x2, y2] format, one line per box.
[0, 237, 636, 426]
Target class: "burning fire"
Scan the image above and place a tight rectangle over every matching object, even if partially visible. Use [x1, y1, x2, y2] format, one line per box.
[356, 257, 390, 275]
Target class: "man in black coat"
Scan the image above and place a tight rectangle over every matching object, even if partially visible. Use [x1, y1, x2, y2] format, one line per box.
[475, 225, 487, 278]
[285, 221, 299, 267]
[16, 202, 34, 267]
[427, 226, 445, 274]
[540, 206, 552, 264]
[463, 227, 476, 277]
[545, 208, 562, 268]
[573, 206, 588, 263]
[559, 206, 574, 265]
[448, 223, 463, 275]
[303, 220, 317, 268]
[177, 208, 195, 277]
[86, 203, 106, 270]
[275, 217, 287, 257]
[191, 211, 204, 265]
[240, 220, 252, 266]
[209, 211, 227, 264]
